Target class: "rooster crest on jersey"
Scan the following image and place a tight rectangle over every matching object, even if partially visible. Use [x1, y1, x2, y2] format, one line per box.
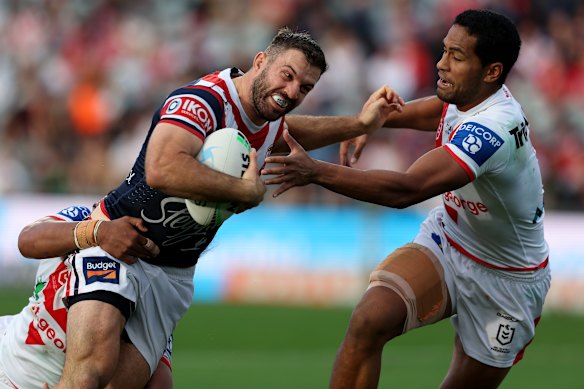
[185, 128, 251, 227]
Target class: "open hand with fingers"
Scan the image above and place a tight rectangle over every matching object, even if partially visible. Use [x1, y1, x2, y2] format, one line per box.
[359, 85, 405, 133]
[262, 130, 317, 197]
[340, 86, 405, 167]
[339, 134, 369, 167]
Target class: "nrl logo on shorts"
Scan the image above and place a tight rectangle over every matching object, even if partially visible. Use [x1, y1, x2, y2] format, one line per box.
[496, 324, 515, 345]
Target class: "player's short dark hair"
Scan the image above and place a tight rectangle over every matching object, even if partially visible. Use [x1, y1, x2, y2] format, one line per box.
[454, 9, 521, 84]
[265, 27, 328, 75]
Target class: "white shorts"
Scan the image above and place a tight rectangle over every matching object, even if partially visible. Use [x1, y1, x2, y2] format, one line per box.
[413, 207, 551, 368]
[66, 246, 194, 375]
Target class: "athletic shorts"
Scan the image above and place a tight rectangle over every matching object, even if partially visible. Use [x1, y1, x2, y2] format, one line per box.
[413, 207, 551, 368]
[66, 246, 194, 375]
[161, 335, 173, 369]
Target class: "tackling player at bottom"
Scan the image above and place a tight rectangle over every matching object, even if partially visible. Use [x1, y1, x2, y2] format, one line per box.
[0, 205, 172, 389]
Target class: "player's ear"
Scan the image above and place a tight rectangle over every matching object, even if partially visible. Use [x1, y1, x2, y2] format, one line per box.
[253, 52, 268, 71]
[484, 62, 503, 84]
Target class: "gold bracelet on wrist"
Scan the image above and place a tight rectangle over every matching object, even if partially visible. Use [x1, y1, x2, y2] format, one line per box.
[93, 220, 104, 246]
[73, 222, 83, 250]
[85, 220, 97, 248]
[74, 220, 99, 250]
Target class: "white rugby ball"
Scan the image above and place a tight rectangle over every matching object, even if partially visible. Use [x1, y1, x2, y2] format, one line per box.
[185, 128, 251, 227]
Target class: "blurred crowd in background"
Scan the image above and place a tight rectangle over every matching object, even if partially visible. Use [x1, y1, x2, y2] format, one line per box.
[0, 0, 583, 210]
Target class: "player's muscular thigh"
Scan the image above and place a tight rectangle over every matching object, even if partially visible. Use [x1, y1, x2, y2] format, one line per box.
[369, 243, 450, 331]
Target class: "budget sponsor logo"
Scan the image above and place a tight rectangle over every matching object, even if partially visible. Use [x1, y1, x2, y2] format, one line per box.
[83, 257, 120, 285]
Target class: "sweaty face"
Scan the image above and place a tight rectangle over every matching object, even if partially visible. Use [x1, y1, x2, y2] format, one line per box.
[436, 24, 488, 111]
[250, 49, 321, 122]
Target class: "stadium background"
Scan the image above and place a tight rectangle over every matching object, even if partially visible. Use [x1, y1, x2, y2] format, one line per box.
[0, 0, 583, 387]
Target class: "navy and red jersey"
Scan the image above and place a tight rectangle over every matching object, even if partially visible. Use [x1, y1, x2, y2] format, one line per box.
[103, 68, 285, 267]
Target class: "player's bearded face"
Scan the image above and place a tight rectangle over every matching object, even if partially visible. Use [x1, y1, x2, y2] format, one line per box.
[251, 65, 295, 122]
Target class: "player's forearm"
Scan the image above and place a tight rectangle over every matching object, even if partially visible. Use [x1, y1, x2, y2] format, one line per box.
[383, 96, 443, 131]
[310, 161, 424, 208]
[149, 166, 255, 203]
[280, 115, 366, 153]
[18, 221, 78, 259]
[146, 152, 257, 204]
[282, 96, 443, 153]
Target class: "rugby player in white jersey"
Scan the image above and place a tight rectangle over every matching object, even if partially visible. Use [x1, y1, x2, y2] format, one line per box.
[0, 206, 172, 388]
[263, 9, 550, 388]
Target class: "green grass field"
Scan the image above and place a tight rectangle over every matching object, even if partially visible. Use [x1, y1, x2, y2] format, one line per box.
[173, 303, 583, 389]
[2, 288, 583, 388]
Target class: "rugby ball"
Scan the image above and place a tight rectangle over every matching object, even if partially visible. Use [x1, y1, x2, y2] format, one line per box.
[185, 128, 251, 227]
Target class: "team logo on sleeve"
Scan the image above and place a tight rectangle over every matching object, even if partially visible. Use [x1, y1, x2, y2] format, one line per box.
[161, 94, 216, 135]
[165, 98, 182, 114]
[461, 134, 481, 154]
[83, 257, 120, 285]
[450, 122, 504, 166]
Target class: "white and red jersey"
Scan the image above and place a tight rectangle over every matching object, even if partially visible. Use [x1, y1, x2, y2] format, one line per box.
[0, 206, 90, 388]
[0, 206, 173, 388]
[436, 86, 549, 271]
